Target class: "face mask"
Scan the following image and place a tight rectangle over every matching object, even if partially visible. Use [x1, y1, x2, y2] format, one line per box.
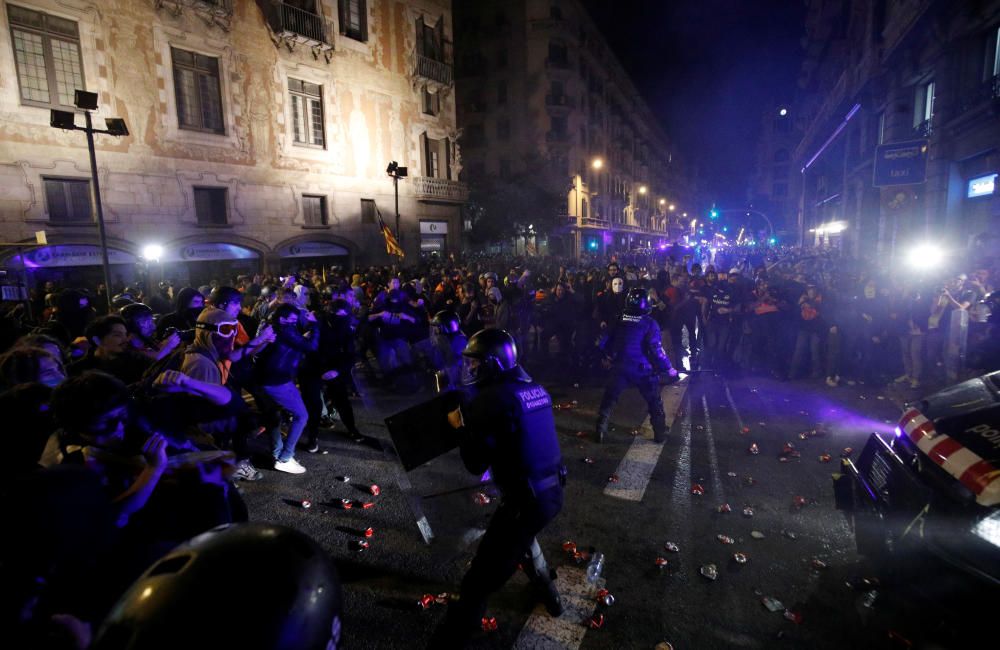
[611, 279, 624, 294]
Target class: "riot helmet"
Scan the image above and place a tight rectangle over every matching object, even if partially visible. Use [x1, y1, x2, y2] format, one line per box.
[119, 303, 155, 337]
[92, 523, 342, 650]
[461, 328, 530, 385]
[625, 287, 650, 315]
[432, 310, 461, 336]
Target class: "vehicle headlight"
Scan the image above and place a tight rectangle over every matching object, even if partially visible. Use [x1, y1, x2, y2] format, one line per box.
[971, 509, 1000, 549]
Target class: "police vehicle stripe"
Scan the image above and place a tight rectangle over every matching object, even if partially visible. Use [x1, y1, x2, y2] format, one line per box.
[898, 409, 1000, 507]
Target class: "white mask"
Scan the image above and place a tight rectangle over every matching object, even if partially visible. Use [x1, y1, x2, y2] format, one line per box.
[611, 278, 624, 294]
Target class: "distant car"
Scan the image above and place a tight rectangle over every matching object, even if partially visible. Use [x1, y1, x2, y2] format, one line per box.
[834, 371, 1000, 591]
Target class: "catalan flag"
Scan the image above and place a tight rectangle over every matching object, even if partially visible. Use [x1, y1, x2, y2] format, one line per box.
[375, 205, 405, 258]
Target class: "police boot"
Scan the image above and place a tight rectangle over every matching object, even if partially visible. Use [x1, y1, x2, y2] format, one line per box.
[533, 569, 563, 617]
[595, 416, 609, 443]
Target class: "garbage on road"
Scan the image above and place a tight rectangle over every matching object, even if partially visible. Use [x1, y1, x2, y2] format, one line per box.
[700, 564, 719, 580]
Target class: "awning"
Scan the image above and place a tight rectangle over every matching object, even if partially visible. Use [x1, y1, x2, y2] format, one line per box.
[7, 244, 137, 268]
[164, 243, 260, 262]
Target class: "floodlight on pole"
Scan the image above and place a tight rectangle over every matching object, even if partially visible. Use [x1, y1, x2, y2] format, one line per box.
[48, 89, 129, 311]
[141, 244, 164, 261]
[591, 158, 603, 170]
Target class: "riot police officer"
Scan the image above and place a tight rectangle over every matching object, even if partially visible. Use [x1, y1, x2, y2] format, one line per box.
[431, 328, 564, 647]
[596, 287, 678, 443]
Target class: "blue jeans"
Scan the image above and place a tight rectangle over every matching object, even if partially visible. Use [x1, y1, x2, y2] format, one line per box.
[261, 381, 309, 462]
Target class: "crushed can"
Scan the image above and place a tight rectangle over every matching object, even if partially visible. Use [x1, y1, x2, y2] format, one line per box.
[782, 442, 796, 454]
[751, 530, 765, 539]
[339, 498, 353, 510]
[699, 563, 718, 580]
[733, 552, 748, 564]
[364, 527, 374, 538]
[434, 593, 450, 605]
[761, 596, 784, 612]
[691, 483, 705, 495]
[742, 506, 754, 517]
[783, 609, 803, 624]
[741, 426, 750, 434]
[369, 484, 381, 496]
[743, 474, 757, 486]
[481, 616, 498, 632]
[300, 499, 312, 509]
[562, 541, 578, 553]
[818, 453, 832, 462]
[792, 495, 808, 509]
[655, 557, 669, 568]
[841, 447, 853, 456]
[727, 471, 738, 478]
[596, 588, 615, 606]
[717, 503, 732, 513]
[588, 613, 605, 629]
[782, 529, 798, 540]
[717, 534, 735, 545]
[474, 492, 492, 506]
[352, 540, 369, 551]
[749, 443, 760, 455]
[360, 501, 375, 509]
[664, 541, 680, 553]
[417, 594, 435, 609]
[811, 558, 828, 570]
[336, 476, 350, 483]
[607, 474, 620, 483]
[582, 457, 595, 464]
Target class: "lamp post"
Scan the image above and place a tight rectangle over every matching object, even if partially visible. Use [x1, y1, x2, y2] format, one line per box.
[386, 161, 408, 250]
[50, 90, 129, 311]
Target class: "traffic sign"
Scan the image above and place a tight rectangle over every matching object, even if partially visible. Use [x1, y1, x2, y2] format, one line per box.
[873, 139, 929, 187]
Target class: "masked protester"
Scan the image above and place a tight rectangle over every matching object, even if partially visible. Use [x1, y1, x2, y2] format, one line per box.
[156, 287, 204, 339]
[595, 276, 627, 330]
[121, 303, 182, 361]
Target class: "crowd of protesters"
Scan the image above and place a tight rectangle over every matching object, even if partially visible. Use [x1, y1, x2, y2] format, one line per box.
[1, 242, 998, 647]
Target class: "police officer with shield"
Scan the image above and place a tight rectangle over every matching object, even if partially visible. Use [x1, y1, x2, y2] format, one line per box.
[430, 329, 565, 647]
[596, 287, 678, 443]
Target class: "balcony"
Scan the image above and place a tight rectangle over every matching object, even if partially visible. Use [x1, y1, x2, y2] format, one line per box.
[913, 119, 932, 138]
[412, 176, 468, 203]
[415, 55, 453, 86]
[261, 1, 327, 45]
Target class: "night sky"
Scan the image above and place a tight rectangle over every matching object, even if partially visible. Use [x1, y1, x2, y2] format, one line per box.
[579, 0, 805, 209]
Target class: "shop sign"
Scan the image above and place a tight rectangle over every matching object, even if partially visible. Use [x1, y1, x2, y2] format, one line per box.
[419, 221, 448, 234]
[10, 245, 137, 268]
[278, 241, 350, 258]
[167, 243, 259, 262]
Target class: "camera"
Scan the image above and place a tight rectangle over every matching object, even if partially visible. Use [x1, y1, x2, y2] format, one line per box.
[165, 327, 196, 344]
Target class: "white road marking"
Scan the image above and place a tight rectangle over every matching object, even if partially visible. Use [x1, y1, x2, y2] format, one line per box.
[513, 565, 605, 650]
[604, 379, 689, 502]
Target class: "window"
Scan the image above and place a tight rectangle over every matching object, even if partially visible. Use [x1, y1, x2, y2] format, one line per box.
[496, 80, 507, 105]
[360, 198, 376, 223]
[416, 16, 445, 63]
[8, 5, 84, 109]
[422, 86, 439, 116]
[289, 78, 324, 147]
[302, 195, 328, 226]
[172, 48, 224, 134]
[913, 80, 935, 128]
[421, 133, 450, 179]
[43, 177, 90, 222]
[338, 0, 367, 41]
[497, 119, 510, 140]
[194, 187, 228, 225]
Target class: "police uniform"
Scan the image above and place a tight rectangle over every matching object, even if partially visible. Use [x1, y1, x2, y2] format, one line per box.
[434, 366, 564, 645]
[596, 297, 674, 442]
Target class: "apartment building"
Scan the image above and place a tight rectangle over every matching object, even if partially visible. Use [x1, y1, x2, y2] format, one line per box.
[0, 0, 465, 288]
[453, 0, 697, 257]
[793, 0, 1000, 261]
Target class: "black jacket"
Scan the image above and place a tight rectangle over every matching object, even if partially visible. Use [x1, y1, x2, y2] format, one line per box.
[602, 311, 672, 375]
[254, 317, 318, 385]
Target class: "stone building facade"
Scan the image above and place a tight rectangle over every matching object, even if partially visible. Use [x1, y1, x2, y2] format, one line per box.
[793, 0, 1000, 261]
[0, 0, 466, 288]
[453, 0, 698, 258]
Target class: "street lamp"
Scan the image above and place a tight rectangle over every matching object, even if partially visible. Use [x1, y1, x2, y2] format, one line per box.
[50, 89, 129, 311]
[590, 157, 606, 220]
[386, 161, 408, 249]
[638, 185, 647, 195]
[591, 158, 604, 170]
[141, 244, 163, 261]
[668, 204, 676, 212]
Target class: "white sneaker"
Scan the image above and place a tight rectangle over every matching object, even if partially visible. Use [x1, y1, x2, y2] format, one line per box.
[273, 458, 306, 474]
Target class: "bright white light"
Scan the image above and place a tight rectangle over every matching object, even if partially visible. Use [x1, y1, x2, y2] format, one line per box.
[908, 243, 944, 269]
[639, 185, 647, 195]
[816, 221, 848, 235]
[668, 204, 676, 211]
[142, 244, 163, 261]
[592, 158, 604, 170]
[779, 108, 788, 116]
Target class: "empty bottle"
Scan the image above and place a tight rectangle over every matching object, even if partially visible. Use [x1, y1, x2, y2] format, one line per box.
[586, 552, 605, 584]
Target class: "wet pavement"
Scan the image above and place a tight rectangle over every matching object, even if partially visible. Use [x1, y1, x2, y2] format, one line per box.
[238, 367, 960, 649]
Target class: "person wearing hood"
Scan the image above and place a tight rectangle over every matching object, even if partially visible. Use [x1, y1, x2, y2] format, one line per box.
[46, 289, 96, 345]
[485, 286, 511, 331]
[595, 276, 627, 330]
[156, 287, 205, 339]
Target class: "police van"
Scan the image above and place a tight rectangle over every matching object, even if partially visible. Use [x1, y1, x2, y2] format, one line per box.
[834, 371, 1000, 596]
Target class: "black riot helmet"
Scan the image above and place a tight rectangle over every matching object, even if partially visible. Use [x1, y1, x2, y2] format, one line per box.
[119, 303, 154, 334]
[461, 328, 530, 385]
[92, 523, 343, 650]
[625, 287, 650, 315]
[432, 310, 461, 336]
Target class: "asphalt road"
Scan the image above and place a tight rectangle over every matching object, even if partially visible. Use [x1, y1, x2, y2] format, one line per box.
[239, 366, 932, 650]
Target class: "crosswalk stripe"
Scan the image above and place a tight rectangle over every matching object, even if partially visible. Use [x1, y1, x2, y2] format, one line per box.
[604, 379, 689, 502]
[513, 565, 605, 650]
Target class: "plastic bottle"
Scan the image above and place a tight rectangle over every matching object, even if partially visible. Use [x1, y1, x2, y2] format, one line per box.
[586, 552, 605, 583]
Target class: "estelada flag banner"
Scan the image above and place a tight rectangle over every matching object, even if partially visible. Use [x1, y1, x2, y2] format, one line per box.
[375, 205, 405, 258]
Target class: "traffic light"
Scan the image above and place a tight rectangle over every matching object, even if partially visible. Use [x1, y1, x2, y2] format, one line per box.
[710, 209, 719, 219]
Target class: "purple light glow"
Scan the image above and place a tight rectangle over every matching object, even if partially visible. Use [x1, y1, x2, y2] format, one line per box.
[894, 426, 904, 438]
